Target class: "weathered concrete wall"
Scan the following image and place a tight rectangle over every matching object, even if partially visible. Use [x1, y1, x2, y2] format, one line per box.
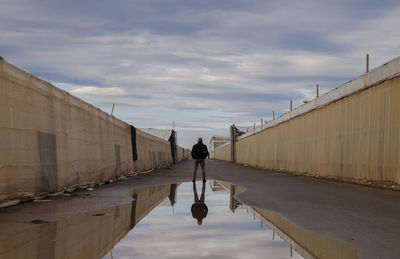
[209, 136, 230, 159]
[176, 146, 190, 161]
[215, 143, 231, 162]
[216, 56, 400, 184]
[0, 58, 187, 203]
[135, 129, 172, 171]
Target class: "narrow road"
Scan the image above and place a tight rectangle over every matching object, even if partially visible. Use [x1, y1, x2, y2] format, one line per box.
[1, 159, 399, 259]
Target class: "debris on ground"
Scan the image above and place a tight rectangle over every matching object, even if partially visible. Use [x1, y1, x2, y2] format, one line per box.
[48, 191, 64, 197]
[0, 200, 21, 208]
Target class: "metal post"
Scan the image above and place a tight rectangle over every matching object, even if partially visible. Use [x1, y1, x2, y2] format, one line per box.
[230, 124, 236, 163]
[273, 111, 275, 120]
[316, 84, 319, 98]
[214, 141, 215, 159]
[290, 100, 293, 111]
[366, 53, 369, 73]
[111, 103, 115, 116]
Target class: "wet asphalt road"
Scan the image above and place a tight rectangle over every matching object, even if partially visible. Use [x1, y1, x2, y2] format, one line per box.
[1, 159, 400, 259]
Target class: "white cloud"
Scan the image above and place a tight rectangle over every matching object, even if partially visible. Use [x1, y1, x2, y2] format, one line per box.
[71, 86, 126, 96]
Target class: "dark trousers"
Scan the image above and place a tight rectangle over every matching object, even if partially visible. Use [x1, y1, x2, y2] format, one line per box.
[193, 159, 206, 180]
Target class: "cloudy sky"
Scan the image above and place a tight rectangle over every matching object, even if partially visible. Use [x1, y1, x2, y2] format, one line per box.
[1, 0, 400, 147]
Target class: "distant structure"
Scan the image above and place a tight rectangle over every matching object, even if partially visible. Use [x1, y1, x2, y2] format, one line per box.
[209, 127, 249, 159]
[209, 136, 230, 159]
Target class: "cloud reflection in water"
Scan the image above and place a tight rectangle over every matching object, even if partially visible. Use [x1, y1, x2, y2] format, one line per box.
[105, 182, 302, 259]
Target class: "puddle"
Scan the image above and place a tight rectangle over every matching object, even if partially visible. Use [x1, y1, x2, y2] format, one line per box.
[104, 181, 304, 259]
[0, 180, 357, 259]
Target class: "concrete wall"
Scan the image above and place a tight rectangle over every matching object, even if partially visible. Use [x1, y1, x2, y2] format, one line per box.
[177, 146, 190, 161]
[215, 142, 231, 162]
[0, 57, 188, 203]
[135, 129, 173, 171]
[216, 56, 400, 184]
[209, 136, 230, 159]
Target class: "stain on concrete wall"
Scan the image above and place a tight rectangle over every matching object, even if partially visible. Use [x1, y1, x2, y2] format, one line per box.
[38, 132, 58, 193]
[130, 193, 137, 229]
[130, 126, 138, 161]
[114, 144, 121, 177]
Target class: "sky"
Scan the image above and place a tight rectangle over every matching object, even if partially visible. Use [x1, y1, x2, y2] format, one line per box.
[1, 0, 400, 148]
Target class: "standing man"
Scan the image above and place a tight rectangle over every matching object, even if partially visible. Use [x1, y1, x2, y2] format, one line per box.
[191, 138, 209, 182]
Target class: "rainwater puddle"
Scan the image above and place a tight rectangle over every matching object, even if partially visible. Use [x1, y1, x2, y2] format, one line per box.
[0, 180, 357, 259]
[103, 181, 304, 259]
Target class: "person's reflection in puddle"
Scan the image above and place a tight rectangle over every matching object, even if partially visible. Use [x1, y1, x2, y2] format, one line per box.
[191, 181, 208, 226]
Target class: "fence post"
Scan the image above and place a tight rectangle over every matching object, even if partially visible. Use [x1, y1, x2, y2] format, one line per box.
[111, 103, 115, 116]
[230, 124, 236, 163]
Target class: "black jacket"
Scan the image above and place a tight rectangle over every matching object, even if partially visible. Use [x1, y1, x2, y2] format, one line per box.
[191, 142, 209, 159]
